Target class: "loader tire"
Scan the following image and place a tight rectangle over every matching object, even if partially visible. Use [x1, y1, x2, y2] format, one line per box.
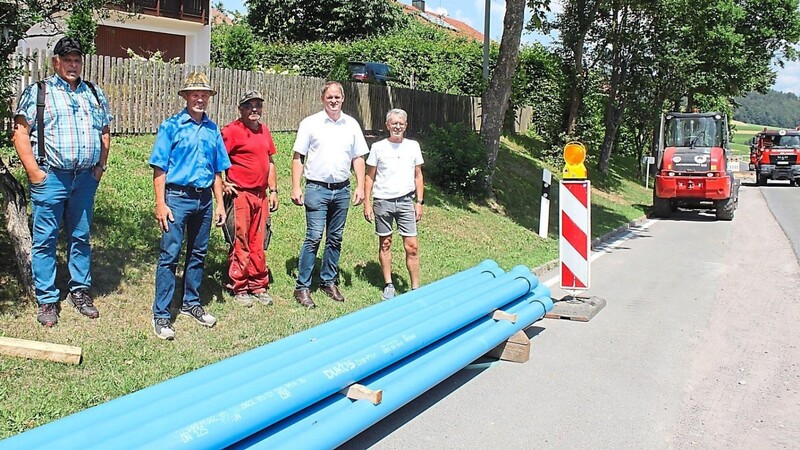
[653, 194, 672, 218]
[715, 196, 735, 221]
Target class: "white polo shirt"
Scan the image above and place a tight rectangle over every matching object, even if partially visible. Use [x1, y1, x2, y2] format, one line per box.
[293, 110, 369, 183]
[366, 138, 424, 199]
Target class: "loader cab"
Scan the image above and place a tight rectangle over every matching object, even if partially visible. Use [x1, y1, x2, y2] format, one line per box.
[656, 112, 729, 170]
[664, 114, 724, 149]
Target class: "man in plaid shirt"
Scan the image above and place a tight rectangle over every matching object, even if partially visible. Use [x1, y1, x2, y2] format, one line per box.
[12, 37, 113, 327]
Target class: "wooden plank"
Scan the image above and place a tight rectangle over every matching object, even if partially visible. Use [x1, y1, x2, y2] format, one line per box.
[340, 383, 382, 405]
[492, 309, 518, 323]
[0, 337, 82, 365]
[486, 330, 530, 363]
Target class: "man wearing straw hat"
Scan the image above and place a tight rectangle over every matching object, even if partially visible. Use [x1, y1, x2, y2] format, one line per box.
[12, 36, 112, 327]
[148, 72, 231, 340]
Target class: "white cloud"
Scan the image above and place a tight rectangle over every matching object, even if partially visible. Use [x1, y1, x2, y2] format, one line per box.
[430, 6, 448, 16]
[774, 60, 800, 95]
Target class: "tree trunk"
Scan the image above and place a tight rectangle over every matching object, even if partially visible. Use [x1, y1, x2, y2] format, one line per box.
[565, 0, 607, 135]
[598, 47, 628, 174]
[565, 40, 585, 135]
[481, 0, 526, 195]
[598, 99, 626, 174]
[0, 158, 34, 299]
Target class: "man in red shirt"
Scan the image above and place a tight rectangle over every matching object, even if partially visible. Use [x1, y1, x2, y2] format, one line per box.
[221, 91, 278, 307]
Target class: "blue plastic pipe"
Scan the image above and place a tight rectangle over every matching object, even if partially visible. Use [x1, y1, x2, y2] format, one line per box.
[236, 284, 553, 449]
[101, 267, 538, 449]
[0, 260, 502, 450]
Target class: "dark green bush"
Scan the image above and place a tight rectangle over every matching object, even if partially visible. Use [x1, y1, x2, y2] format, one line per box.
[420, 123, 489, 198]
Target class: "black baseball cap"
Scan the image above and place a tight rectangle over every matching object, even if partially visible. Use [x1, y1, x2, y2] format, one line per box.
[53, 37, 84, 56]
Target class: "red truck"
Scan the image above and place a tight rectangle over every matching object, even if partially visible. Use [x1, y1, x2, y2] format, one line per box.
[652, 112, 738, 220]
[749, 129, 800, 186]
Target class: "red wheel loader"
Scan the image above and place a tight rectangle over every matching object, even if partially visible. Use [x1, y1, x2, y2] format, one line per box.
[652, 112, 739, 220]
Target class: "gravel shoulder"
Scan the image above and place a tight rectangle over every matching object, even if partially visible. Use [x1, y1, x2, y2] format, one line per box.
[670, 185, 800, 449]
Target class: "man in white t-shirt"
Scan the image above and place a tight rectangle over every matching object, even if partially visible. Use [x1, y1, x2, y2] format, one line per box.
[364, 108, 424, 300]
[291, 81, 369, 308]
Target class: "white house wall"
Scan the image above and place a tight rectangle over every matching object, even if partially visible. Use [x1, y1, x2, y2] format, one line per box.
[16, 11, 210, 65]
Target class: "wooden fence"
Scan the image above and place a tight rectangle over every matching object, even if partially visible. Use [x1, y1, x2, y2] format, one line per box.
[13, 50, 532, 135]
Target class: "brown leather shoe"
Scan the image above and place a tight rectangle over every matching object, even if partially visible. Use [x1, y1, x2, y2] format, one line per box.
[319, 284, 345, 302]
[293, 289, 316, 308]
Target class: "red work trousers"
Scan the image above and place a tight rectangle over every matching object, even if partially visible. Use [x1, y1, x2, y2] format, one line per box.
[228, 189, 270, 294]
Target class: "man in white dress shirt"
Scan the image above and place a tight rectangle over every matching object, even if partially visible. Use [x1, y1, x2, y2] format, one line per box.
[291, 81, 369, 308]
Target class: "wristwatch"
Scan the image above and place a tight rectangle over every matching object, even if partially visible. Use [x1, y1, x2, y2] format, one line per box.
[416, 199, 424, 205]
[96, 163, 108, 172]
[269, 188, 278, 194]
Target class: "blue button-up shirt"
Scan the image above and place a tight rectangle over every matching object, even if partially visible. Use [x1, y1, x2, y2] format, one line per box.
[148, 109, 231, 189]
[15, 75, 113, 170]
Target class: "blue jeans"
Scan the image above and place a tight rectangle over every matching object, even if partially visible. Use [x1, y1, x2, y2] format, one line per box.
[153, 187, 213, 318]
[296, 183, 350, 290]
[30, 167, 99, 305]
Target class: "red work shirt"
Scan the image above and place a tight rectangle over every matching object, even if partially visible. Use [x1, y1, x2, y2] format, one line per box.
[221, 119, 277, 190]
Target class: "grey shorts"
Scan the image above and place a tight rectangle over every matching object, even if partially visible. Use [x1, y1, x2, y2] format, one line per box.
[373, 196, 417, 237]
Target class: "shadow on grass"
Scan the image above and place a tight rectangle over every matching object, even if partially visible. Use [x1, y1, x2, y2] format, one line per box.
[281, 255, 357, 290]
[592, 202, 644, 237]
[352, 260, 412, 294]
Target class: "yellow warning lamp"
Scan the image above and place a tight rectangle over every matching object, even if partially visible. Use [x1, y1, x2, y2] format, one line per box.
[563, 141, 588, 179]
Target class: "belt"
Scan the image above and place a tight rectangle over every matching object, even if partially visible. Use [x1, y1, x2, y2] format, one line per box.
[49, 166, 94, 173]
[377, 192, 415, 202]
[166, 183, 210, 193]
[307, 179, 349, 190]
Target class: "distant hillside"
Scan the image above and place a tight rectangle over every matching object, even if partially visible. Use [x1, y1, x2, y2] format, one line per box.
[734, 90, 800, 128]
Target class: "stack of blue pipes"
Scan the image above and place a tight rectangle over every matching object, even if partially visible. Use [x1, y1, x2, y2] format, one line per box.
[0, 260, 553, 450]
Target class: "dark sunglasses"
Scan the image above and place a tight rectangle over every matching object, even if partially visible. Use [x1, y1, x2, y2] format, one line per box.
[241, 102, 263, 110]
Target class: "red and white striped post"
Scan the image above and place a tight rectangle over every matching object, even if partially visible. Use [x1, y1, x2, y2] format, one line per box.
[559, 180, 591, 290]
[559, 141, 590, 292]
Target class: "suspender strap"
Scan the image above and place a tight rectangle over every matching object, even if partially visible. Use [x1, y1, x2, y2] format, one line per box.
[85, 81, 101, 107]
[35, 80, 45, 164]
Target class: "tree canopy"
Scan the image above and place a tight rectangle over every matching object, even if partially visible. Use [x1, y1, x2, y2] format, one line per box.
[247, 0, 409, 43]
[735, 90, 800, 128]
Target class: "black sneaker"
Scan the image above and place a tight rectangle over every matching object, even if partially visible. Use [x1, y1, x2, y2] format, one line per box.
[153, 317, 175, 340]
[37, 302, 60, 327]
[66, 289, 99, 319]
[179, 304, 217, 327]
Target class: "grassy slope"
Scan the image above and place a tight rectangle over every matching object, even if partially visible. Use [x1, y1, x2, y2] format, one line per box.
[0, 132, 649, 438]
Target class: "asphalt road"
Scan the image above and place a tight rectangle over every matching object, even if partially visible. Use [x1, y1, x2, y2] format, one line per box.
[341, 181, 800, 449]
[760, 178, 800, 259]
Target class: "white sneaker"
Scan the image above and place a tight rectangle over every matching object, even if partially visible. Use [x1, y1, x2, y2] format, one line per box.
[153, 318, 175, 340]
[382, 284, 396, 300]
[233, 293, 254, 307]
[180, 304, 217, 327]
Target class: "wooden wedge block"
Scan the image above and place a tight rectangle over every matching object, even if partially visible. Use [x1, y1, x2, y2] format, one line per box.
[341, 383, 383, 405]
[0, 337, 82, 365]
[492, 309, 518, 323]
[486, 330, 530, 363]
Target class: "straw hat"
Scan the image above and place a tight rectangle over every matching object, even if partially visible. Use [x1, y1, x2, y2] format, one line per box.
[178, 72, 217, 96]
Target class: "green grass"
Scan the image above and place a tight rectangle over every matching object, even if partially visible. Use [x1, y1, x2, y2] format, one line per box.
[0, 131, 650, 439]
